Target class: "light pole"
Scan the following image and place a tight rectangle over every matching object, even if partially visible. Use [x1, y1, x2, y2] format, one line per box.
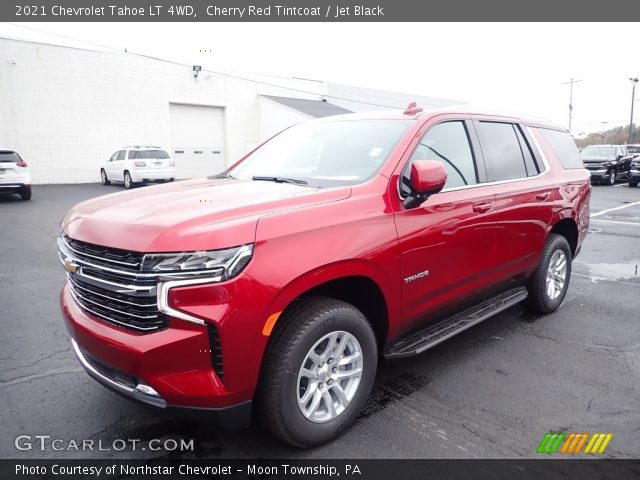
[601, 121, 608, 144]
[629, 77, 638, 144]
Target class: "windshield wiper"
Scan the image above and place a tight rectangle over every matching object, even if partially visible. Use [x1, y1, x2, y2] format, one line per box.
[252, 176, 308, 185]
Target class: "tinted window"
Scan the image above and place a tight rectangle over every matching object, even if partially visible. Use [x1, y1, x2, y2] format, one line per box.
[477, 122, 527, 181]
[626, 146, 640, 154]
[581, 145, 615, 158]
[540, 128, 584, 169]
[128, 150, 138, 160]
[402, 121, 477, 193]
[0, 151, 20, 163]
[116, 150, 126, 161]
[139, 150, 170, 159]
[514, 126, 540, 176]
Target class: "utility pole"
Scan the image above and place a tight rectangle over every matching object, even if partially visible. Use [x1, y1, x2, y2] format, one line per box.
[563, 78, 582, 134]
[628, 77, 638, 144]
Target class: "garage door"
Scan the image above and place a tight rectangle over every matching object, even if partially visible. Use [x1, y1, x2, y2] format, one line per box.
[169, 103, 226, 179]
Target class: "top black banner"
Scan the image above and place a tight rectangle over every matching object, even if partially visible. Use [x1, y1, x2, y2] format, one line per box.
[4, 0, 640, 22]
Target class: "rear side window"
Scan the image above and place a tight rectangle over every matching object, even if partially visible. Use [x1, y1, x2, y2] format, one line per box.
[402, 120, 478, 192]
[0, 151, 20, 162]
[538, 128, 583, 169]
[477, 122, 528, 181]
[128, 150, 138, 160]
[514, 126, 540, 176]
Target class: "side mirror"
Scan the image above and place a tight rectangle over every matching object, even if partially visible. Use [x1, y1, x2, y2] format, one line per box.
[403, 160, 447, 209]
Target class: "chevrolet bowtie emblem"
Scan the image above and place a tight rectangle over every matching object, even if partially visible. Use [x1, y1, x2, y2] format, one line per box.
[64, 257, 79, 274]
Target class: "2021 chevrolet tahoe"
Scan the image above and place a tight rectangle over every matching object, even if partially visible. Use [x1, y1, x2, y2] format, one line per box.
[58, 105, 590, 447]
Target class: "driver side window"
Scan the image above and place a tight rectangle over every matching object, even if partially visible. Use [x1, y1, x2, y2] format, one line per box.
[401, 121, 478, 195]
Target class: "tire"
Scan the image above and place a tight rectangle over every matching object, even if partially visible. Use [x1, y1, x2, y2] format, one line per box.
[100, 169, 110, 186]
[123, 171, 133, 189]
[526, 233, 572, 314]
[630, 181, 638, 188]
[19, 186, 31, 201]
[255, 296, 377, 448]
[169, 178, 175, 182]
[605, 170, 616, 186]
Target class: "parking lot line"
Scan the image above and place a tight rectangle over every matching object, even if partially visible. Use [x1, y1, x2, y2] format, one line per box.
[590, 200, 640, 218]
[590, 219, 640, 226]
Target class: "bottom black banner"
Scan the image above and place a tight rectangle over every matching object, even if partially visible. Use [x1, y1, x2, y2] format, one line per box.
[2, 459, 639, 480]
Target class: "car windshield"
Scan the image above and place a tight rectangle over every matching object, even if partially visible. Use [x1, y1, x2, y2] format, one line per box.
[138, 150, 170, 159]
[0, 151, 20, 162]
[581, 146, 615, 157]
[227, 120, 412, 187]
[626, 146, 640, 154]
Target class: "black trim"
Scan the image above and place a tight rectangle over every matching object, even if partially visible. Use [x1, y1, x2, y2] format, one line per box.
[207, 324, 224, 380]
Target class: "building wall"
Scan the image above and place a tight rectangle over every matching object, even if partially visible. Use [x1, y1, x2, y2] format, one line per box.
[0, 38, 324, 184]
[258, 96, 311, 144]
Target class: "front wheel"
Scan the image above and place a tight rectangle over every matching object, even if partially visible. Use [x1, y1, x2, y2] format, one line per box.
[100, 169, 110, 186]
[605, 170, 616, 186]
[256, 297, 377, 447]
[526, 234, 572, 314]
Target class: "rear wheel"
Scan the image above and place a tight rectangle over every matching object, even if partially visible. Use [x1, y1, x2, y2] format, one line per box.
[256, 297, 377, 447]
[124, 171, 133, 189]
[19, 186, 31, 201]
[100, 169, 110, 186]
[630, 181, 638, 188]
[526, 234, 572, 314]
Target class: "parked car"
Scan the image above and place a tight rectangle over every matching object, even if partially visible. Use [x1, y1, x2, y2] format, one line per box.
[0, 148, 31, 200]
[58, 106, 590, 447]
[629, 156, 640, 187]
[625, 144, 640, 159]
[580, 144, 632, 185]
[101, 146, 176, 189]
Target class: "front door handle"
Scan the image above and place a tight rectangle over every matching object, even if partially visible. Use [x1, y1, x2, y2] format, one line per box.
[536, 192, 552, 201]
[472, 202, 492, 213]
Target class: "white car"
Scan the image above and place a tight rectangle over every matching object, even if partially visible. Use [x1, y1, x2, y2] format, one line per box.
[0, 148, 31, 200]
[101, 146, 176, 189]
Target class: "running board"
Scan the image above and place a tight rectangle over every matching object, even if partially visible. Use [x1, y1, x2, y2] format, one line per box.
[384, 287, 528, 359]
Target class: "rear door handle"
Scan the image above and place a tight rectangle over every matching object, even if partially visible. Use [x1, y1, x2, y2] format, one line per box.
[536, 192, 552, 201]
[472, 202, 492, 213]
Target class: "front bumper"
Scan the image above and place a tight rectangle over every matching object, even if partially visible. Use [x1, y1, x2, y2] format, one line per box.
[60, 279, 268, 427]
[629, 170, 640, 182]
[587, 169, 610, 181]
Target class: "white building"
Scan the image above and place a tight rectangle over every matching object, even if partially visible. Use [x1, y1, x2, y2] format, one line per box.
[0, 37, 463, 184]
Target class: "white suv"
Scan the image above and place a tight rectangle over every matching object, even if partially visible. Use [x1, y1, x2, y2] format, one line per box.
[101, 146, 176, 189]
[0, 149, 31, 200]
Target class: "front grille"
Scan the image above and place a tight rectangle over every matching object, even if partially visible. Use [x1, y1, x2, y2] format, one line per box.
[63, 235, 143, 273]
[68, 276, 167, 331]
[60, 235, 168, 332]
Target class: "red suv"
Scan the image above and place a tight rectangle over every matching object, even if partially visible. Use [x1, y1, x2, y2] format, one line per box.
[58, 106, 590, 447]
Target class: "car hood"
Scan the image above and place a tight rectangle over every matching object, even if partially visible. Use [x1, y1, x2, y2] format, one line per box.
[581, 155, 614, 162]
[62, 178, 351, 252]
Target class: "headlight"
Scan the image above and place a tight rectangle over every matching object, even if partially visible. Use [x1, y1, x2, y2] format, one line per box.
[141, 244, 253, 280]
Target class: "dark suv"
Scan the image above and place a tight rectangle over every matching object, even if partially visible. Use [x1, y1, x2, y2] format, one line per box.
[580, 144, 633, 185]
[58, 106, 590, 447]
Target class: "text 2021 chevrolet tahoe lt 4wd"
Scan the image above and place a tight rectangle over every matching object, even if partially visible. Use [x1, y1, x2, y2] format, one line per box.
[58, 105, 590, 447]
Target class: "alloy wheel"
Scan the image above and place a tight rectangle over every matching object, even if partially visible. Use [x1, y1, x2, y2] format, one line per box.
[297, 331, 363, 423]
[545, 250, 567, 300]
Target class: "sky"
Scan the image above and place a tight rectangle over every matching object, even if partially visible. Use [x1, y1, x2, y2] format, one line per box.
[2, 22, 638, 136]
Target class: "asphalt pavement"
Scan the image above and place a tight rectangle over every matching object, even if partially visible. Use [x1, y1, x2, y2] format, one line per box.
[0, 182, 638, 459]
